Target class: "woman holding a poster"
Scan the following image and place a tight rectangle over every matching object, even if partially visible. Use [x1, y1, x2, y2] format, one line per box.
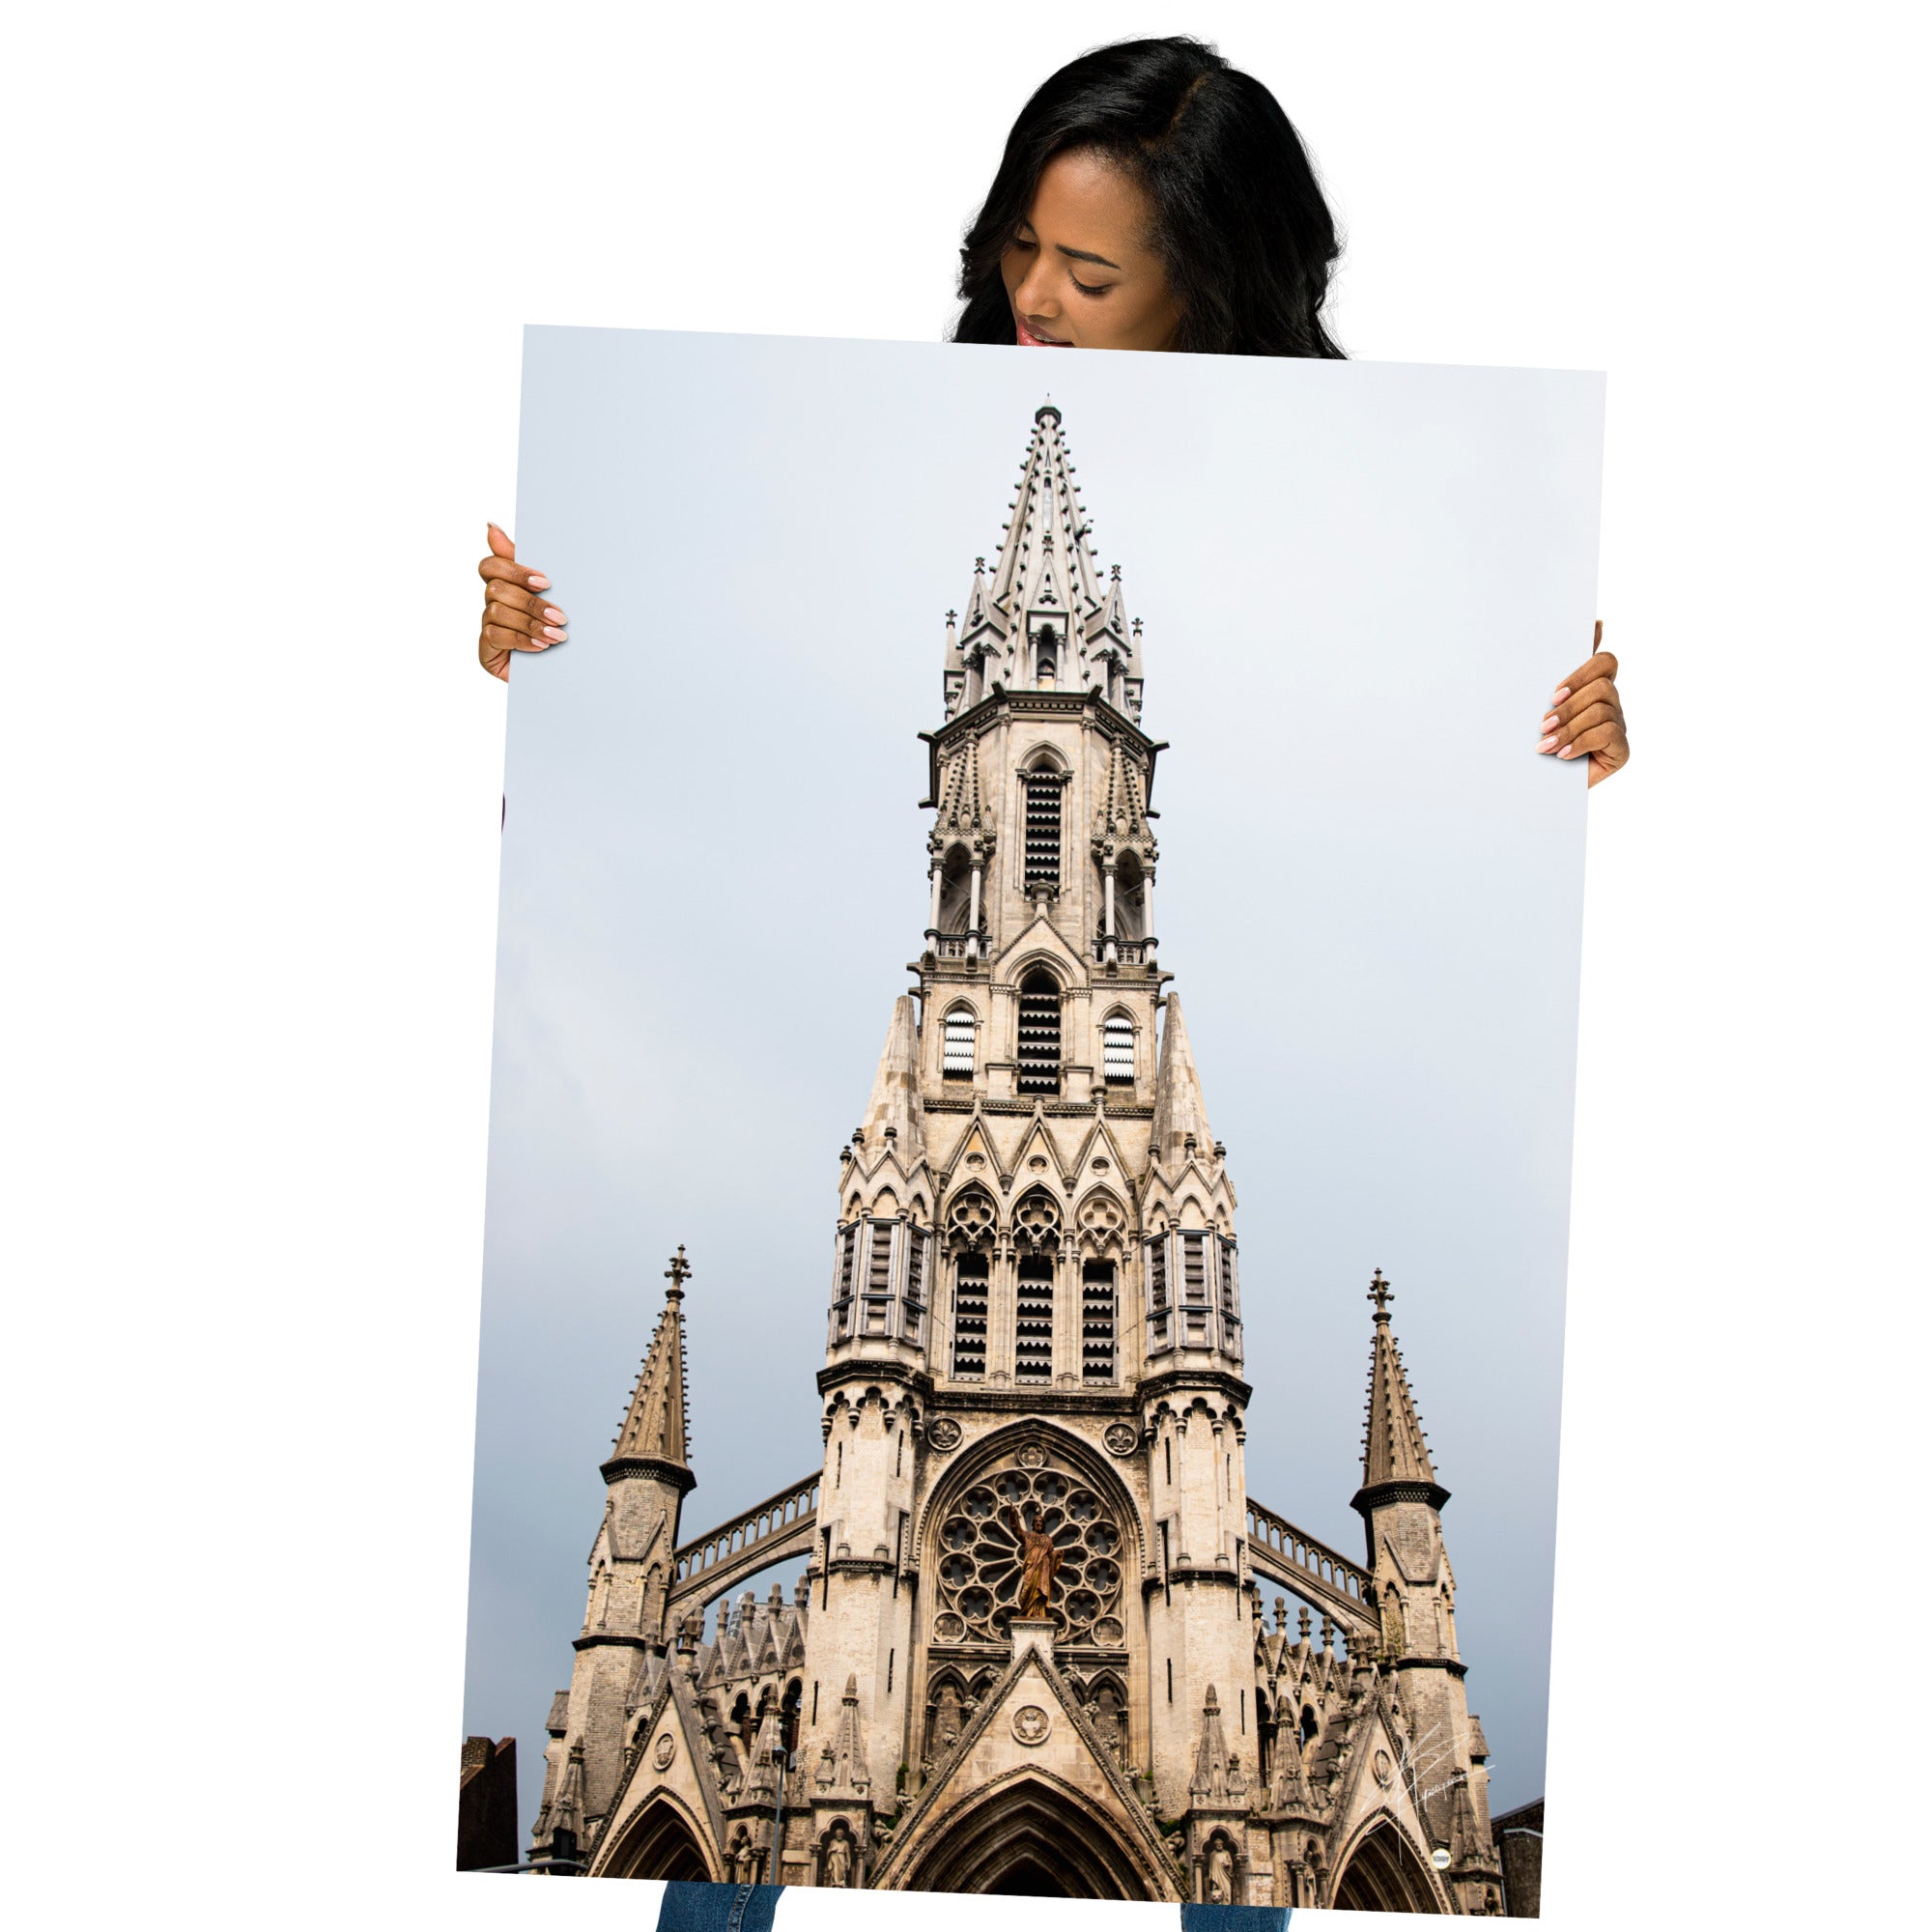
[474, 32, 1630, 786]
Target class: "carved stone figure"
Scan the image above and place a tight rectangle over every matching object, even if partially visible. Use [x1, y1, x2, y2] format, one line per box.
[1003, 1503, 1062, 1617]
[822, 1827, 852, 1888]
[1206, 1840, 1235, 1905]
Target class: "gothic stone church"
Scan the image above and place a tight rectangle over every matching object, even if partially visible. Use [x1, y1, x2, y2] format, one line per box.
[528, 404, 1507, 1913]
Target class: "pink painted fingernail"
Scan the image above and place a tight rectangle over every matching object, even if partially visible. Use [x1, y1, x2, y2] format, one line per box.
[528, 574, 551, 589]
[1551, 687, 1570, 703]
[1536, 734, 1558, 753]
[1556, 744, 1576, 758]
[543, 608, 565, 623]
[1541, 712, 1559, 729]
[542, 626, 565, 641]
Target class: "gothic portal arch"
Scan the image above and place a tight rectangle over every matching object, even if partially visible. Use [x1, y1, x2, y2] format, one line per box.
[895, 1771, 1161, 1898]
[1330, 1814, 1449, 1914]
[598, 1793, 718, 1882]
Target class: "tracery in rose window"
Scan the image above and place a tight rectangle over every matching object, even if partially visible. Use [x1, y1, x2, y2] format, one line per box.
[930, 1452, 1125, 1649]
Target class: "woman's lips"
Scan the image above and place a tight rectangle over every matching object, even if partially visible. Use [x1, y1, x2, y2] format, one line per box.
[1015, 315, 1070, 347]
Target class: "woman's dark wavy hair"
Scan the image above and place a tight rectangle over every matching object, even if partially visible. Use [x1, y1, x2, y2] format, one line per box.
[952, 37, 1344, 359]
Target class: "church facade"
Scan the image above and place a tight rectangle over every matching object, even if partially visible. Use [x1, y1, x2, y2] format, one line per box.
[528, 404, 1508, 1912]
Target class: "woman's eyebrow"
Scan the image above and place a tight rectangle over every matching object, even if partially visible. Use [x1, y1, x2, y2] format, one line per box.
[1057, 243, 1122, 270]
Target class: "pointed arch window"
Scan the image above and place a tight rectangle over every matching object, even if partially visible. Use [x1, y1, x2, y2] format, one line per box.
[1023, 769, 1062, 887]
[943, 1007, 976, 1078]
[1102, 1013, 1135, 1084]
[1016, 970, 1062, 1094]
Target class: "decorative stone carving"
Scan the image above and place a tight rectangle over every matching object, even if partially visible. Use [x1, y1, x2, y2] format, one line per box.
[653, 1731, 676, 1771]
[926, 1416, 963, 1452]
[1011, 1191, 1063, 1250]
[1103, 1421, 1139, 1456]
[1078, 1192, 1127, 1248]
[1011, 1704, 1051, 1747]
[947, 1189, 997, 1246]
[1373, 1747, 1394, 1787]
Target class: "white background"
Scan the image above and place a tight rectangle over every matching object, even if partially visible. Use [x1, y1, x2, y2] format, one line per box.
[4, 5, 1923, 1930]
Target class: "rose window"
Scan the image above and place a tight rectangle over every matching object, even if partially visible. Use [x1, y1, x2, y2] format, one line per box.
[930, 1457, 1126, 1648]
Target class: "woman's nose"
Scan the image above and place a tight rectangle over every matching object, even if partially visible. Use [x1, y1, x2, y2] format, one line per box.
[1014, 258, 1060, 319]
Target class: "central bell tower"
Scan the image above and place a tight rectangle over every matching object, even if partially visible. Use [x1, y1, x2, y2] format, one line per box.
[807, 401, 1253, 1863]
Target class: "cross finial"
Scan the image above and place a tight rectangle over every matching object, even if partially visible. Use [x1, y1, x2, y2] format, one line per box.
[665, 1245, 693, 1297]
[1368, 1268, 1393, 1319]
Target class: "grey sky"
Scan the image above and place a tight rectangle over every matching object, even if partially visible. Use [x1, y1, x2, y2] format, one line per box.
[464, 327, 1600, 1832]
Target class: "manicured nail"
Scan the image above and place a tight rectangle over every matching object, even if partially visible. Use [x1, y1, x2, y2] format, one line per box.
[542, 607, 565, 623]
[1535, 734, 1558, 753]
[1541, 712, 1559, 729]
[528, 574, 551, 589]
[1556, 744, 1576, 758]
[542, 626, 565, 641]
[532, 639, 550, 650]
[1551, 687, 1571, 703]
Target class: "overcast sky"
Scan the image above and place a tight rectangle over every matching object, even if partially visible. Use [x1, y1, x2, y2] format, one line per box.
[463, 327, 1601, 1830]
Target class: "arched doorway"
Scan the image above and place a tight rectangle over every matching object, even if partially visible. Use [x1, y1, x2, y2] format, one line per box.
[600, 1799, 716, 1882]
[1331, 1821, 1445, 1913]
[901, 1776, 1155, 1898]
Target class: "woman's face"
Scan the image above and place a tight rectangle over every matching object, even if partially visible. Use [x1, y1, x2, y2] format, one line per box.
[1001, 148, 1182, 352]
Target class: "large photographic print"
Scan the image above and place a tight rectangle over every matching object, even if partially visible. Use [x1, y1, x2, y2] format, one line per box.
[463, 329, 1601, 1913]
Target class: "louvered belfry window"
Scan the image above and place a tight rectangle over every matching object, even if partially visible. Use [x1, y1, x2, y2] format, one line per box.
[943, 1009, 976, 1078]
[1146, 1236, 1171, 1352]
[952, 1253, 989, 1377]
[1024, 770, 1062, 887]
[1016, 971, 1062, 1094]
[1102, 1013, 1134, 1084]
[829, 1223, 861, 1343]
[1218, 1236, 1240, 1360]
[1014, 1255, 1054, 1380]
[903, 1228, 929, 1346]
[1179, 1232, 1211, 1345]
[863, 1221, 896, 1335]
[1081, 1260, 1117, 1380]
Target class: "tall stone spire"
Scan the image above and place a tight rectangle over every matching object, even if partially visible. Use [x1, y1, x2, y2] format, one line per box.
[609, 1246, 694, 1476]
[947, 401, 1144, 719]
[858, 994, 925, 1161]
[1150, 993, 1214, 1158]
[1354, 1271, 1448, 1507]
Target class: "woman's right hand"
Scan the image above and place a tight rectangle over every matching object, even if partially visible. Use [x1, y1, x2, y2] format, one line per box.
[477, 524, 567, 681]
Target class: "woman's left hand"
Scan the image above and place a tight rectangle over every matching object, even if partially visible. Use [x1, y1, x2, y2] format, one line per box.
[1538, 621, 1629, 786]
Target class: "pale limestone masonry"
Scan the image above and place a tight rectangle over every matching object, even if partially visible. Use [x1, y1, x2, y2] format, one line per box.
[529, 405, 1506, 1912]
